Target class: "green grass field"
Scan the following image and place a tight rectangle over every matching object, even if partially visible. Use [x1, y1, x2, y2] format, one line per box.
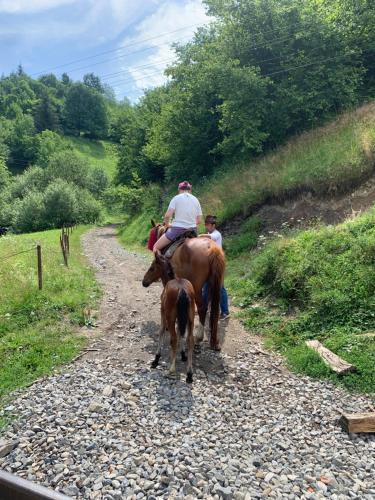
[67, 137, 118, 180]
[0, 227, 100, 409]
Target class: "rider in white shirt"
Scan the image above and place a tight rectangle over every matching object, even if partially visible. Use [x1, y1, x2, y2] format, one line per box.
[153, 181, 203, 253]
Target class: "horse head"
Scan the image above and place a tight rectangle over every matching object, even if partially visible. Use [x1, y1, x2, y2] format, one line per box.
[142, 251, 163, 287]
[142, 251, 175, 287]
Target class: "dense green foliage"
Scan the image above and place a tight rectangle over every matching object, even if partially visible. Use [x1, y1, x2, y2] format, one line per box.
[226, 209, 375, 393]
[0, 69, 119, 232]
[0, 133, 107, 232]
[0, 227, 100, 403]
[113, 0, 374, 186]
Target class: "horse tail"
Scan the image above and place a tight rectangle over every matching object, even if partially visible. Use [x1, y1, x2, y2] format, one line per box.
[177, 288, 189, 337]
[208, 247, 225, 349]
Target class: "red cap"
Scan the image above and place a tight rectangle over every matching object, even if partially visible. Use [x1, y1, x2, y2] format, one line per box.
[178, 181, 192, 190]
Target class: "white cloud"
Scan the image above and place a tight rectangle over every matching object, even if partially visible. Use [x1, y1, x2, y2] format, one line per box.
[113, 0, 210, 96]
[0, 0, 76, 13]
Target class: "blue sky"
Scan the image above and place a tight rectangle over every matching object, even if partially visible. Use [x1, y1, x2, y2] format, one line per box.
[0, 0, 209, 101]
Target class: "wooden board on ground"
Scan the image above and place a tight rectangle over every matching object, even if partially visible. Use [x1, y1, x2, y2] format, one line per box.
[339, 413, 375, 433]
[305, 340, 356, 374]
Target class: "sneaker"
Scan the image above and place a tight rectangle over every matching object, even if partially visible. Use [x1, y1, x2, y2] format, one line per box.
[220, 312, 230, 320]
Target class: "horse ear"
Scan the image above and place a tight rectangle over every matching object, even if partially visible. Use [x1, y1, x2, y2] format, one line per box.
[151, 219, 156, 227]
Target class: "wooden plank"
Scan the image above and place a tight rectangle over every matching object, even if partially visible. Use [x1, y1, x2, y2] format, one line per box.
[339, 413, 375, 433]
[305, 340, 356, 374]
[0, 469, 70, 500]
[357, 332, 375, 338]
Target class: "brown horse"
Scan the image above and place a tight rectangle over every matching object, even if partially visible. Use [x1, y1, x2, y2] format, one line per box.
[143, 225, 225, 350]
[151, 252, 195, 383]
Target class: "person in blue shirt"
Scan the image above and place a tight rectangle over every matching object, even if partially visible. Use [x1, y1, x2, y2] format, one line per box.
[200, 215, 230, 320]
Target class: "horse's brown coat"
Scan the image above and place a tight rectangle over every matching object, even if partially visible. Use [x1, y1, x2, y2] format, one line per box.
[143, 237, 225, 350]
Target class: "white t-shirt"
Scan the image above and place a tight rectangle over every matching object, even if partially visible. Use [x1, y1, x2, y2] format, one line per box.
[168, 193, 202, 228]
[209, 229, 222, 248]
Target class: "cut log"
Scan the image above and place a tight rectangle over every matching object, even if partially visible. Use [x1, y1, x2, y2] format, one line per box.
[357, 332, 375, 338]
[339, 413, 375, 433]
[305, 340, 356, 374]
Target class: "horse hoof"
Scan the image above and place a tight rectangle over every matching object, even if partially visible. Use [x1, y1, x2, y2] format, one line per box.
[186, 372, 193, 384]
[151, 361, 158, 369]
[181, 351, 187, 362]
[210, 343, 221, 351]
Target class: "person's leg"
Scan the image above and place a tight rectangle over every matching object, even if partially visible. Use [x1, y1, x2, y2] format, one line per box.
[220, 285, 229, 316]
[153, 234, 171, 253]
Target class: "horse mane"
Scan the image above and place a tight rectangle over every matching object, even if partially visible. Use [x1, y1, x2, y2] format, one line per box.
[162, 258, 175, 281]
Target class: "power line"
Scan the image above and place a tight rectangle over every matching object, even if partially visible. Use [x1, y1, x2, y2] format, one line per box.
[31, 24, 203, 76]
[99, 58, 176, 84]
[111, 49, 369, 96]
[58, 34, 192, 77]
[30, 13, 315, 77]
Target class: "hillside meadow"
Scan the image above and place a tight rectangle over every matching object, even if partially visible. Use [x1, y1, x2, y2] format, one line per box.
[0, 227, 100, 417]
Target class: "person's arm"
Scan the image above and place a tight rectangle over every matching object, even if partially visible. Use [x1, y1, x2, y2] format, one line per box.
[164, 207, 174, 226]
[196, 214, 203, 225]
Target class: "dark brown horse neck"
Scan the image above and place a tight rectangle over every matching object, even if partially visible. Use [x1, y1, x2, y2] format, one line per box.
[159, 257, 176, 287]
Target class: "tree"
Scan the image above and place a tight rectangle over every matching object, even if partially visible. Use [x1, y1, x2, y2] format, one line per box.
[45, 150, 90, 189]
[34, 130, 68, 168]
[6, 113, 36, 171]
[83, 73, 104, 93]
[42, 179, 78, 227]
[63, 83, 108, 138]
[34, 90, 61, 132]
[0, 158, 10, 192]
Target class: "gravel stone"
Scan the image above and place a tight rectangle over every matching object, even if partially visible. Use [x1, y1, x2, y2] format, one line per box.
[0, 226, 374, 499]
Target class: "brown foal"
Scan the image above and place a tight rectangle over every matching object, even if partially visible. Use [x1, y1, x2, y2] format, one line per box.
[150, 252, 195, 383]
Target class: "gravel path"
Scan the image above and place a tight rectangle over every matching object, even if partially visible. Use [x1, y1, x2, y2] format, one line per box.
[1, 226, 375, 499]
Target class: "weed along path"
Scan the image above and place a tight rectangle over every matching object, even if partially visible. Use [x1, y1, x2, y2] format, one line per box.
[1, 226, 375, 499]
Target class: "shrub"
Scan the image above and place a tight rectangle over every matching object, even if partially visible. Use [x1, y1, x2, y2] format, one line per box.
[42, 179, 78, 228]
[13, 191, 45, 233]
[45, 150, 90, 190]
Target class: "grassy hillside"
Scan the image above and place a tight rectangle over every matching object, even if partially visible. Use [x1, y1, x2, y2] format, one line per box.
[198, 102, 375, 223]
[67, 137, 118, 180]
[226, 209, 375, 394]
[0, 227, 100, 409]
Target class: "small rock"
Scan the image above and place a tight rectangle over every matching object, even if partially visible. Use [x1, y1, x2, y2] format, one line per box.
[102, 385, 114, 396]
[0, 440, 18, 458]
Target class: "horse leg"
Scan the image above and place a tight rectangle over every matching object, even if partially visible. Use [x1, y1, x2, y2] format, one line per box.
[186, 318, 194, 384]
[176, 324, 187, 361]
[151, 318, 166, 368]
[168, 322, 178, 375]
[195, 292, 207, 343]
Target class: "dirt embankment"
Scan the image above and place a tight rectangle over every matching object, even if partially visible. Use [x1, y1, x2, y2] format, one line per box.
[224, 175, 375, 238]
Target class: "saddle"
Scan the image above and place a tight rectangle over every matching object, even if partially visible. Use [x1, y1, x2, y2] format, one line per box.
[162, 230, 197, 259]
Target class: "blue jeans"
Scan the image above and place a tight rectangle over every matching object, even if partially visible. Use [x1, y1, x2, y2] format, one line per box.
[202, 282, 229, 315]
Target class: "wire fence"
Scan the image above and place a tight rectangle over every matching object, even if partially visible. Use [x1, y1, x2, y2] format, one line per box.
[0, 225, 75, 290]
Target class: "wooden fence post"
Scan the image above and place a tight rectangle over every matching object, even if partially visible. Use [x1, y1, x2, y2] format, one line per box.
[36, 245, 42, 290]
[60, 229, 68, 266]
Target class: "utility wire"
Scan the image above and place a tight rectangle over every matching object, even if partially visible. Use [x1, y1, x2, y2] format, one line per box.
[110, 49, 369, 94]
[31, 24, 203, 76]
